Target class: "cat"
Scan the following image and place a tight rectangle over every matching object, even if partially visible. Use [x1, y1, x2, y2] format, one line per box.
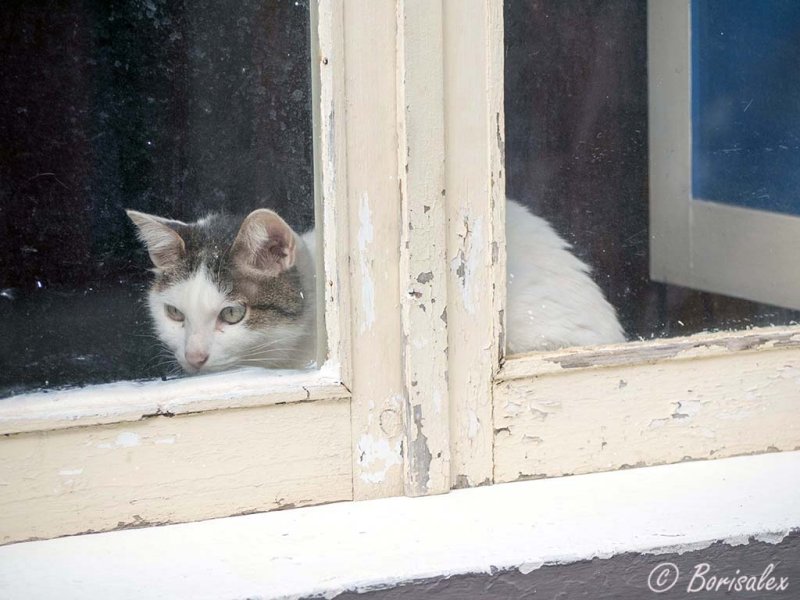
[127, 199, 623, 374]
[505, 200, 625, 352]
[127, 208, 317, 373]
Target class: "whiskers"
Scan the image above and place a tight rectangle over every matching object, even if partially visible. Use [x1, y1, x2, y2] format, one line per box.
[235, 331, 309, 367]
[140, 331, 182, 377]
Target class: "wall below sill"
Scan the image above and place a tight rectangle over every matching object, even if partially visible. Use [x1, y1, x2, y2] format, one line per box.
[1, 451, 799, 600]
[341, 531, 800, 600]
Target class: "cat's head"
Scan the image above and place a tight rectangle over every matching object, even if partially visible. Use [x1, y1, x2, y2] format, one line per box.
[127, 208, 315, 374]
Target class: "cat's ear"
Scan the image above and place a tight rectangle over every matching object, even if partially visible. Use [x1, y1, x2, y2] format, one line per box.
[232, 209, 296, 277]
[126, 210, 187, 269]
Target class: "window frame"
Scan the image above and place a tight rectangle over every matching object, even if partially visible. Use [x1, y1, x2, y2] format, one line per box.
[2, 0, 799, 546]
[491, 0, 800, 484]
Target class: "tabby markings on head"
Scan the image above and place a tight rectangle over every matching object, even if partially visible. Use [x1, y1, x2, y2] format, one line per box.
[127, 208, 316, 374]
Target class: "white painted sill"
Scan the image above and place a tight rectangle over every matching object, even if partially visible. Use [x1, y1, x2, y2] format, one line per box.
[0, 365, 344, 434]
[1, 451, 799, 600]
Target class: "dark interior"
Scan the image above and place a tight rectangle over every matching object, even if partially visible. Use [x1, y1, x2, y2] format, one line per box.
[0, 0, 313, 396]
[505, 0, 799, 344]
[3, 1, 798, 397]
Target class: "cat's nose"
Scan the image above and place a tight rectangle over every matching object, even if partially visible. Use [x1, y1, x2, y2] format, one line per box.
[185, 349, 209, 369]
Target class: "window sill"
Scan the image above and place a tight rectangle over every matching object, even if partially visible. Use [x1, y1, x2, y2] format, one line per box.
[1, 451, 797, 599]
[0, 364, 346, 435]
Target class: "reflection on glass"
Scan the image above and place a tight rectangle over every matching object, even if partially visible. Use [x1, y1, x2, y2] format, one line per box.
[504, 0, 800, 353]
[0, 0, 314, 397]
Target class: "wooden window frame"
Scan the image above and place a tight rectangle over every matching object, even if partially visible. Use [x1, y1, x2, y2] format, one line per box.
[2, 0, 799, 546]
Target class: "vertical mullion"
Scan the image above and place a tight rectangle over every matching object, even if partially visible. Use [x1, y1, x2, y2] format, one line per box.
[339, 0, 406, 500]
[317, 0, 352, 385]
[443, 0, 505, 488]
[397, 0, 450, 496]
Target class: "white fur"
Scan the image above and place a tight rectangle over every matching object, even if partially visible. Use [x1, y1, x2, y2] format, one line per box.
[148, 228, 317, 374]
[146, 202, 621, 374]
[505, 199, 625, 353]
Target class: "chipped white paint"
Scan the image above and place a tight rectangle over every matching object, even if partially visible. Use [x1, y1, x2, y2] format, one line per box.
[1, 452, 798, 599]
[495, 328, 800, 482]
[444, 0, 506, 488]
[357, 434, 403, 484]
[57, 469, 83, 477]
[335, 0, 405, 500]
[0, 367, 344, 435]
[114, 432, 140, 448]
[450, 213, 484, 316]
[357, 192, 376, 333]
[499, 327, 800, 379]
[467, 410, 480, 440]
[432, 390, 443, 415]
[313, 1, 352, 380]
[0, 398, 352, 544]
[397, 0, 450, 497]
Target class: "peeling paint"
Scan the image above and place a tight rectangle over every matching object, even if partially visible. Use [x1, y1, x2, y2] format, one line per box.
[450, 214, 483, 315]
[407, 404, 432, 493]
[522, 435, 543, 445]
[357, 434, 402, 484]
[467, 410, 480, 439]
[432, 390, 443, 415]
[672, 399, 702, 419]
[519, 330, 800, 375]
[115, 432, 141, 448]
[358, 192, 376, 332]
[58, 468, 83, 476]
[504, 400, 523, 417]
[496, 338, 800, 482]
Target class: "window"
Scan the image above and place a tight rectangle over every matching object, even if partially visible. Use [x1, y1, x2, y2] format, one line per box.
[495, 0, 800, 483]
[0, 0, 354, 544]
[651, 0, 800, 311]
[1, 0, 797, 546]
[506, 0, 800, 348]
[1, 0, 316, 395]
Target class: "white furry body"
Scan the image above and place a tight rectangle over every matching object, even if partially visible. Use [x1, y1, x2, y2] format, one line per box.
[505, 199, 625, 353]
[144, 202, 621, 374]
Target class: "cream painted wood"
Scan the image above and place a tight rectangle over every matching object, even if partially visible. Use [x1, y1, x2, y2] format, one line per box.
[648, 0, 691, 286]
[0, 1, 368, 540]
[0, 371, 346, 435]
[397, 0, 450, 496]
[9, 0, 799, 550]
[443, 0, 506, 488]
[338, 0, 406, 500]
[677, 199, 800, 310]
[0, 397, 352, 545]
[494, 327, 800, 482]
[315, 1, 352, 377]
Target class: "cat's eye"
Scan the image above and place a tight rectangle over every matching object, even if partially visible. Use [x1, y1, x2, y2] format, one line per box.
[219, 305, 246, 325]
[164, 304, 185, 322]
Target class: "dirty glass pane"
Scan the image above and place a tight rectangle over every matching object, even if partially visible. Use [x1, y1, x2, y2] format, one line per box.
[504, 0, 800, 354]
[692, 1, 800, 216]
[0, 0, 314, 396]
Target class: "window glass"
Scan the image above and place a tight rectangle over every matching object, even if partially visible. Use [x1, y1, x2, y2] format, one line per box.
[692, 1, 800, 215]
[504, 0, 800, 355]
[0, 0, 314, 397]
